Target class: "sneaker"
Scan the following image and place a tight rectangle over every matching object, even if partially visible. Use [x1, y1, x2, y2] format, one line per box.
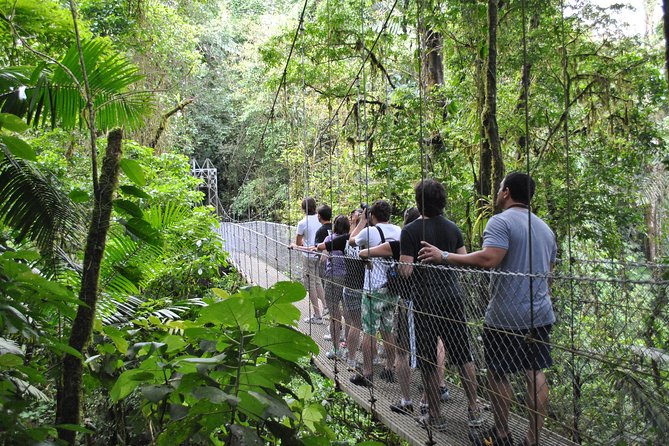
[468, 408, 484, 428]
[373, 356, 383, 365]
[346, 358, 359, 370]
[349, 373, 372, 387]
[439, 385, 450, 402]
[302, 316, 323, 324]
[417, 414, 448, 433]
[325, 349, 344, 359]
[419, 401, 429, 416]
[379, 368, 395, 383]
[470, 428, 514, 446]
[323, 334, 332, 341]
[389, 401, 413, 414]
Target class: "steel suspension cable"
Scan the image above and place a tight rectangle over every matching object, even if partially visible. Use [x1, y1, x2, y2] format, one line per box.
[234, 0, 310, 203]
[560, 0, 579, 441]
[359, 0, 378, 419]
[416, 0, 427, 242]
[520, 0, 539, 442]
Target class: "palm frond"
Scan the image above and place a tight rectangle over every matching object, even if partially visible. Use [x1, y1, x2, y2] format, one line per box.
[0, 38, 152, 131]
[0, 148, 86, 257]
[98, 294, 205, 326]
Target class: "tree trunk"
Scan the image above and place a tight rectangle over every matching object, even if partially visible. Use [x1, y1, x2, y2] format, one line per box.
[476, 54, 491, 210]
[482, 0, 504, 212]
[424, 29, 444, 91]
[515, 13, 539, 159]
[56, 129, 124, 444]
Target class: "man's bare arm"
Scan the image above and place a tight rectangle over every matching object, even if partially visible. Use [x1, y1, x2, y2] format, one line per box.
[348, 211, 368, 246]
[358, 242, 393, 258]
[418, 242, 506, 268]
[398, 254, 414, 278]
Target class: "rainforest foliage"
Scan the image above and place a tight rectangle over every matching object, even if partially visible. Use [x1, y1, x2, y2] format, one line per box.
[0, 0, 668, 444]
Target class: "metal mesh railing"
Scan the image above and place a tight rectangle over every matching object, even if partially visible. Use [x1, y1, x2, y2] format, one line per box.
[217, 221, 669, 446]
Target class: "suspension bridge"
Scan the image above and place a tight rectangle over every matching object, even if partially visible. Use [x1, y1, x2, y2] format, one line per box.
[214, 220, 667, 446]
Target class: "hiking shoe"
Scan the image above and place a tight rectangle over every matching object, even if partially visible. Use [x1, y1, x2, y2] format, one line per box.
[379, 368, 395, 383]
[325, 349, 344, 359]
[417, 414, 448, 433]
[468, 408, 484, 428]
[389, 401, 413, 414]
[440, 385, 450, 402]
[349, 373, 372, 387]
[302, 316, 323, 324]
[470, 428, 513, 446]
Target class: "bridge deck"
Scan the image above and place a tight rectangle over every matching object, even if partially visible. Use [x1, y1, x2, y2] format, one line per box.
[230, 251, 576, 446]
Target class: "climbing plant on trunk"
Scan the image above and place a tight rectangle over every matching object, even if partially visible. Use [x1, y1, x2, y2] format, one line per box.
[55, 128, 124, 443]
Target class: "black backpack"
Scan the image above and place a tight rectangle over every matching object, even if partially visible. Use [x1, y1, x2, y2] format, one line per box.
[375, 227, 403, 295]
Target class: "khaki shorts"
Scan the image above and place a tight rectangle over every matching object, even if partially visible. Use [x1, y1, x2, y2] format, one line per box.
[301, 255, 322, 296]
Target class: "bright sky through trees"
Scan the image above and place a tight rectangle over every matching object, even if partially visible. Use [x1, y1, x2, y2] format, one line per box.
[590, 0, 662, 36]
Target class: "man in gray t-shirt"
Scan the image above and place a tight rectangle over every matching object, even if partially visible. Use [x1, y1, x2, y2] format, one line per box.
[483, 206, 556, 330]
[418, 172, 556, 446]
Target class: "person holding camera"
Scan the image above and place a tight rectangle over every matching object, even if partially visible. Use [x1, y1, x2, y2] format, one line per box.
[348, 200, 401, 386]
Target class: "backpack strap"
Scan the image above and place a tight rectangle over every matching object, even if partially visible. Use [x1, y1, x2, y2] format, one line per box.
[376, 226, 385, 243]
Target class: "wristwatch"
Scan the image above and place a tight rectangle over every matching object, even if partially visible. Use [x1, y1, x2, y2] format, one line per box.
[441, 250, 449, 263]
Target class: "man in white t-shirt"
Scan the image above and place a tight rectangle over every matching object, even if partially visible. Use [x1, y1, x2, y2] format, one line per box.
[291, 197, 325, 324]
[348, 199, 401, 386]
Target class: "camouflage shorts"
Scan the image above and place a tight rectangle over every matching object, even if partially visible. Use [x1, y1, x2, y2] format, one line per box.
[361, 288, 399, 335]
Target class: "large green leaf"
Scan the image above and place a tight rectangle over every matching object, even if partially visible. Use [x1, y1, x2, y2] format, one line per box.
[0, 113, 28, 132]
[266, 281, 306, 303]
[265, 303, 301, 325]
[247, 390, 295, 420]
[198, 295, 256, 330]
[228, 424, 263, 446]
[113, 199, 144, 218]
[110, 368, 157, 401]
[120, 158, 145, 186]
[251, 327, 318, 361]
[119, 184, 150, 199]
[123, 217, 163, 247]
[1, 135, 36, 161]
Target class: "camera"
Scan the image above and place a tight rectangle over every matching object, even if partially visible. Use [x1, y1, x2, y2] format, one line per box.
[360, 203, 371, 219]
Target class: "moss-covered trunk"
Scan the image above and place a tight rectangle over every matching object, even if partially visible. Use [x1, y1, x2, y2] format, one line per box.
[56, 129, 123, 444]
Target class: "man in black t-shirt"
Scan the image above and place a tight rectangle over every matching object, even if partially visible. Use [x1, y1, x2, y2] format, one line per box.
[399, 179, 482, 431]
[314, 205, 333, 302]
[314, 205, 332, 244]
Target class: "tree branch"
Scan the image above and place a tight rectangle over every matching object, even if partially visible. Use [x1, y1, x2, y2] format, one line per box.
[149, 98, 194, 149]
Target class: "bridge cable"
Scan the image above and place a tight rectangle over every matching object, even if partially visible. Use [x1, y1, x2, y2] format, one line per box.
[520, 0, 539, 442]
[559, 0, 579, 441]
[233, 0, 311, 211]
